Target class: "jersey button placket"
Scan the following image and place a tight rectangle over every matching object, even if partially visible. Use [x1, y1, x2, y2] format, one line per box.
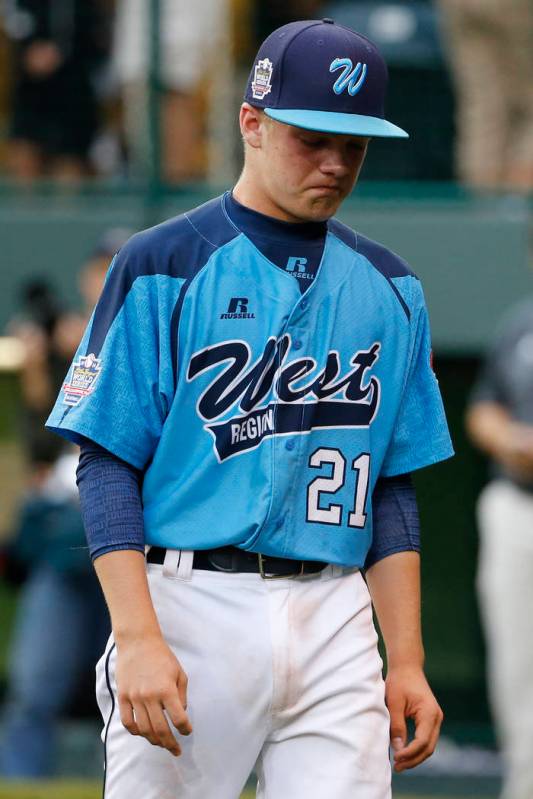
[269, 297, 306, 542]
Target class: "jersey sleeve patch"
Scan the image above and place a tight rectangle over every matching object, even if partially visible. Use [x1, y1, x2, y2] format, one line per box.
[62, 354, 102, 406]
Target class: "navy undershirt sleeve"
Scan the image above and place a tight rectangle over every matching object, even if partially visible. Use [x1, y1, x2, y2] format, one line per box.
[77, 438, 145, 561]
[77, 437, 419, 566]
[364, 473, 420, 570]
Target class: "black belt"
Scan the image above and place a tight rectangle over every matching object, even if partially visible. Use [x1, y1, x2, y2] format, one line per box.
[147, 545, 328, 579]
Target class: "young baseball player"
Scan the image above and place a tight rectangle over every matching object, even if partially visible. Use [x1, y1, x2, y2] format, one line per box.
[47, 19, 453, 799]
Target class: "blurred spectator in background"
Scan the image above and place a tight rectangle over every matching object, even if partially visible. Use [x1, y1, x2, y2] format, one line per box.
[113, 0, 225, 183]
[1, 0, 111, 184]
[438, 0, 533, 193]
[0, 448, 109, 778]
[5, 227, 131, 460]
[0, 229, 130, 778]
[466, 296, 533, 799]
[6, 279, 83, 471]
[79, 227, 134, 309]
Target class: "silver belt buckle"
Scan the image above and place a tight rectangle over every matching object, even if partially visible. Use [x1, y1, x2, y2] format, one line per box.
[258, 553, 305, 580]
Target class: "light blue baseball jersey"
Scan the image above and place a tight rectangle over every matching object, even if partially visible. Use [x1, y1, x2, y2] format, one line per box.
[46, 193, 453, 568]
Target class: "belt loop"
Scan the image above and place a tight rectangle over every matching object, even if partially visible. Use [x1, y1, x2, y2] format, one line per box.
[176, 550, 194, 581]
[163, 549, 181, 579]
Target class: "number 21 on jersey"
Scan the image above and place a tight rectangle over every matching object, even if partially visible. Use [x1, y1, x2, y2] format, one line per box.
[306, 447, 370, 528]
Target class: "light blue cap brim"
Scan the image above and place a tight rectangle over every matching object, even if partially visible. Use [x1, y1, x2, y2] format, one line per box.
[264, 108, 409, 139]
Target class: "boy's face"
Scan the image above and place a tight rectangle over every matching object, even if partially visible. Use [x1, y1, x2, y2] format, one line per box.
[242, 106, 369, 223]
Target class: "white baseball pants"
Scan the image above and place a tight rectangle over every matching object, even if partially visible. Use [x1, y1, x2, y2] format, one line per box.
[96, 551, 391, 798]
[477, 480, 533, 799]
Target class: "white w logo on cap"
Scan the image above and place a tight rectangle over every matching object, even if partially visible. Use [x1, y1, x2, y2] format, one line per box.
[330, 58, 368, 96]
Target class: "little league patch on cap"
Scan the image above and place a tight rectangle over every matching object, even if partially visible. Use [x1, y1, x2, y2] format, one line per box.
[244, 19, 408, 139]
[251, 58, 274, 101]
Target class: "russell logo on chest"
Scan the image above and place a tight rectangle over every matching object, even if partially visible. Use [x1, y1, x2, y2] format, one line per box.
[186, 334, 381, 461]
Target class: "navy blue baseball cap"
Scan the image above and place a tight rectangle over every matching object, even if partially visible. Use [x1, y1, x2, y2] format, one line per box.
[244, 19, 408, 139]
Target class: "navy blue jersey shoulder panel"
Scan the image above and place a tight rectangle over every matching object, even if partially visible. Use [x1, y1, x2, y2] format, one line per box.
[327, 218, 358, 251]
[168, 197, 240, 383]
[329, 221, 417, 321]
[356, 233, 418, 280]
[185, 192, 240, 244]
[87, 195, 238, 357]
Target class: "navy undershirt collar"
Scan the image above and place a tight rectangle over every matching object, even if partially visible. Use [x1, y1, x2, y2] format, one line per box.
[225, 191, 327, 242]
